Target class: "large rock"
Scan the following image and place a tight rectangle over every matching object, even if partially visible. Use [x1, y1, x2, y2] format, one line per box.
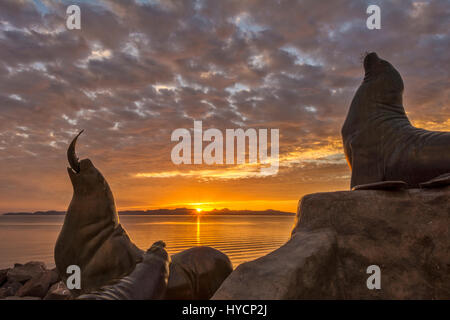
[292, 186, 450, 299]
[16, 270, 58, 298]
[0, 269, 8, 287]
[166, 247, 233, 299]
[6, 262, 46, 283]
[0, 280, 22, 298]
[2, 296, 41, 300]
[212, 229, 338, 299]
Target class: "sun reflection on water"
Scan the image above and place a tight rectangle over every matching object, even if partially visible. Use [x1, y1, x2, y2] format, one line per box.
[196, 215, 200, 245]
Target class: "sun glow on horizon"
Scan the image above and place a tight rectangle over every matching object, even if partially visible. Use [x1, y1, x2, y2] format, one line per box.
[116, 199, 302, 214]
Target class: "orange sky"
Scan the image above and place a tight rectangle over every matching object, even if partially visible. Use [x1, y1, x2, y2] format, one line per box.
[0, 1, 448, 213]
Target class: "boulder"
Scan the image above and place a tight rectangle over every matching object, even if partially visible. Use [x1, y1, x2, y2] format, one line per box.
[212, 229, 338, 299]
[0, 269, 8, 287]
[166, 247, 233, 299]
[44, 281, 72, 300]
[0, 280, 22, 298]
[16, 270, 56, 298]
[7, 261, 46, 283]
[292, 186, 450, 299]
[2, 296, 41, 300]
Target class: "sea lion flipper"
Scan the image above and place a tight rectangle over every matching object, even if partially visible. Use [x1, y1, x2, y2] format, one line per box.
[352, 181, 408, 191]
[77, 241, 170, 300]
[419, 173, 450, 189]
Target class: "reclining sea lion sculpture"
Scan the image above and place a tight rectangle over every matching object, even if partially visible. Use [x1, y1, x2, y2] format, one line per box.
[55, 131, 232, 299]
[342, 52, 450, 190]
[165, 246, 233, 300]
[78, 241, 170, 300]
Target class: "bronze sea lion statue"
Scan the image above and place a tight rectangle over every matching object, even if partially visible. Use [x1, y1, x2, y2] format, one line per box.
[77, 241, 170, 300]
[165, 246, 233, 300]
[55, 131, 233, 299]
[55, 130, 144, 295]
[342, 52, 450, 190]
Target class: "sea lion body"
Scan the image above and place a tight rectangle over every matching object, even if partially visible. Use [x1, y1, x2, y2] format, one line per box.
[342, 53, 450, 189]
[165, 246, 233, 300]
[55, 158, 143, 295]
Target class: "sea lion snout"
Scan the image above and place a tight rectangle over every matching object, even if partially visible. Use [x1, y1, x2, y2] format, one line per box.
[67, 159, 109, 196]
[66, 131, 107, 194]
[68, 158, 94, 174]
[363, 52, 379, 71]
[363, 52, 391, 79]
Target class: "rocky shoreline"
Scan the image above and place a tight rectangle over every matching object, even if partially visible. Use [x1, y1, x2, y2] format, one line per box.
[2, 186, 449, 300]
[213, 186, 450, 299]
[0, 261, 72, 300]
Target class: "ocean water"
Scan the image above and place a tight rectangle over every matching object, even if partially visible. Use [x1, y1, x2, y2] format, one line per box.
[0, 215, 295, 269]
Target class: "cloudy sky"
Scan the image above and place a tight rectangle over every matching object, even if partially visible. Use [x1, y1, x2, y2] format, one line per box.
[0, 0, 448, 213]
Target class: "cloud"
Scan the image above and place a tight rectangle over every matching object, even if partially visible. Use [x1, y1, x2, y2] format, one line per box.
[0, 0, 448, 212]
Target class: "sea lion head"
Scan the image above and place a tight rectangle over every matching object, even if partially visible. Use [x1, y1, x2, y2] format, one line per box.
[362, 52, 404, 106]
[67, 131, 110, 197]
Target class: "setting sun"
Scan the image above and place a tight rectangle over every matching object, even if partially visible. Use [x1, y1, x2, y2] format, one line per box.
[196, 208, 203, 213]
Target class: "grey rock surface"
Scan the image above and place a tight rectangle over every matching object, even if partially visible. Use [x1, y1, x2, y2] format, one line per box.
[212, 230, 338, 299]
[292, 186, 450, 299]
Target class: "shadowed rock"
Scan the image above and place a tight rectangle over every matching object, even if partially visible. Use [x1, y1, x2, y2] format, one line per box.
[0, 269, 7, 287]
[3, 296, 41, 300]
[342, 52, 450, 190]
[292, 186, 450, 299]
[6, 262, 46, 283]
[214, 186, 449, 299]
[211, 230, 338, 300]
[16, 269, 59, 298]
[0, 280, 22, 298]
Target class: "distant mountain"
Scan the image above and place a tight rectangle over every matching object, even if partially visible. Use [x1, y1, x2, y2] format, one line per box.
[3, 210, 66, 216]
[3, 208, 294, 216]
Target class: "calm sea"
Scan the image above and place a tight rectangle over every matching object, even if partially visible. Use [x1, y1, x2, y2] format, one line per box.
[0, 215, 295, 269]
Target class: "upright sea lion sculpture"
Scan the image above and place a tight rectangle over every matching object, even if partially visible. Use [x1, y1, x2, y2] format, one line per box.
[55, 131, 144, 295]
[55, 131, 233, 299]
[342, 52, 450, 190]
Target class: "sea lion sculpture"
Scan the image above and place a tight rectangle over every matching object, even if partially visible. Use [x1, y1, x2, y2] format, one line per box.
[56, 131, 233, 299]
[165, 246, 233, 300]
[77, 241, 170, 300]
[341, 52, 450, 190]
[55, 131, 144, 295]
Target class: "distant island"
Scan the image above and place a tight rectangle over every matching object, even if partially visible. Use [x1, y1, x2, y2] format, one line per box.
[2, 208, 295, 216]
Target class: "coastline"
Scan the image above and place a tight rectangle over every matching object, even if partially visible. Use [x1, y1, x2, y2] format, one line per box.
[2, 208, 295, 216]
